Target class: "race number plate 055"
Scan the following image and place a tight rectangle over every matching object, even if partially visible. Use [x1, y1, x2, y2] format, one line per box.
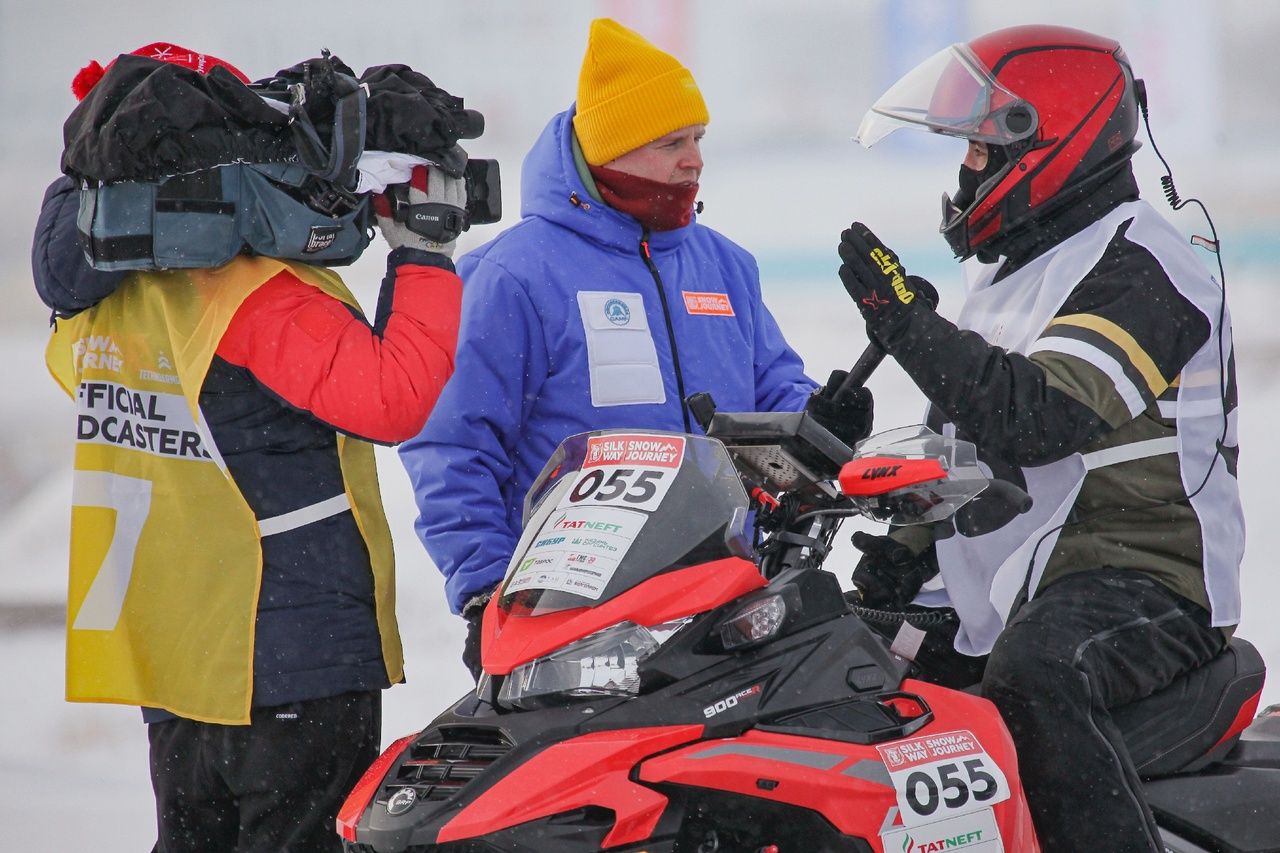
[558, 434, 686, 513]
[875, 729, 1010, 828]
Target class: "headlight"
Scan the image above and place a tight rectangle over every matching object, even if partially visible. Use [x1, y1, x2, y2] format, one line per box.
[718, 593, 788, 650]
[497, 617, 692, 709]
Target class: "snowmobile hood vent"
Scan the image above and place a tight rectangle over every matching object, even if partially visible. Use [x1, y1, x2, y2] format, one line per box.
[378, 726, 514, 807]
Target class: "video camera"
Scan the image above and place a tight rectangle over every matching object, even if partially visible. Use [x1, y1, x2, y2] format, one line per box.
[66, 50, 503, 270]
[382, 156, 502, 245]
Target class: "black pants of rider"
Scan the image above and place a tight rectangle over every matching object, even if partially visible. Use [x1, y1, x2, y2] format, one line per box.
[148, 690, 381, 852]
[981, 568, 1225, 853]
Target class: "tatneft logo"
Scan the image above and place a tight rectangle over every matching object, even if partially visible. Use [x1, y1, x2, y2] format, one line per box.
[604, 298, 631, 326]
[869, 247, 915, 305]
[551, 513, 624, 534]
[900, 829, 989, 852]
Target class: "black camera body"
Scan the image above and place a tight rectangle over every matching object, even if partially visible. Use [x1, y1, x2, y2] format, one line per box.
[388, 157, 501, 245]
[464, 158, 501, 226]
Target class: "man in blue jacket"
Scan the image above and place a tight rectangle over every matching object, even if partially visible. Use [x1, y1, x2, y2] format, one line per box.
[400, 18, 863, 674]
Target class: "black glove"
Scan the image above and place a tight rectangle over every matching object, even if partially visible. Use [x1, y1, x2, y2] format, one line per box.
[837, 223, 938, 348]
[849, 531, 938, 611]
[372, 164, 468, 258]
[805, 369, 874, 448]
[460, 590, 492, 682]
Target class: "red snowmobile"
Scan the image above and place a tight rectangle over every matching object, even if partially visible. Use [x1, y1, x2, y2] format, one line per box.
[337, 411, 1272, 852]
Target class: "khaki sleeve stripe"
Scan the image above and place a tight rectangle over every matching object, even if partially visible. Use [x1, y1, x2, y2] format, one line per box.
[1044, 314, 1168, 397]
[1030, 347, 1141, 426]
[1034, 338, 1146, 417]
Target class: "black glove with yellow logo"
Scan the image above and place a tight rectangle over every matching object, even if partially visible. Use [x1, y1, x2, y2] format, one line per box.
[837, 222, 938, 349]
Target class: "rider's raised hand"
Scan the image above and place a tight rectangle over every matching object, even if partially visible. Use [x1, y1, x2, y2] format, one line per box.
[849, 531, 938, 611]
[837, 223, 938, 348]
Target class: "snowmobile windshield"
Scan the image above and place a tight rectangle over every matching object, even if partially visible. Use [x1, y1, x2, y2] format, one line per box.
[500, 430, 752, 617]
[855, 43, 1038, 148]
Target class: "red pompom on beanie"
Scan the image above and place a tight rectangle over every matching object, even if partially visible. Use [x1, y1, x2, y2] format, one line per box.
[71, 41, 249, 101]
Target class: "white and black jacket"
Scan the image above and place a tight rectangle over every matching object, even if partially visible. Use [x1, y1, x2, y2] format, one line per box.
[881, 170, 1242, 655]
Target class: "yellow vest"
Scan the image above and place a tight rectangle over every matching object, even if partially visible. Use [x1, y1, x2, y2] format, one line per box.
[46, 257, 402, 724]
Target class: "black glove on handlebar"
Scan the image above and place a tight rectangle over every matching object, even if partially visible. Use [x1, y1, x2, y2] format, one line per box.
[804, 369, 874, 448]
[837, 222, 939, 350]
[460, 590, 492, 682]
[849, 531, 939, 611]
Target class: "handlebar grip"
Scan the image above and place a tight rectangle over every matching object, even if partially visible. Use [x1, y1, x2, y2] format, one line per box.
[838, 345, 886, 393]
[983, 479, 1033, 515]
[686, 392, 717, 432]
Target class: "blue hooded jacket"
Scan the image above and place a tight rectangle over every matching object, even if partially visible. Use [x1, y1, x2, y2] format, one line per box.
[399, 109, 815, 613]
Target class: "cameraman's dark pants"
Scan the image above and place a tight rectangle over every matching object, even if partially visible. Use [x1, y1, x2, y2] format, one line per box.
[148, 690, 381, 852]
[981, 569, 1224, 853]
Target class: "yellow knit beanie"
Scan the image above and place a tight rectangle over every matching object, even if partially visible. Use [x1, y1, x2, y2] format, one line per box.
[573, 18, 710, 166]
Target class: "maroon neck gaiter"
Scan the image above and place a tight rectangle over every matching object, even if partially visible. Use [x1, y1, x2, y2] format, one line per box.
[588, 164, 699, 232]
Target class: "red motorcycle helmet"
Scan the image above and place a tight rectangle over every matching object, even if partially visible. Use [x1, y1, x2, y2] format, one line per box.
[857, 25, 1142, 260]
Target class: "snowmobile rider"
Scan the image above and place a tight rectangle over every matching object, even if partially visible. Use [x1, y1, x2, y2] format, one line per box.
[836, 25, 1242, 851]
[399, 17, 870, 679]
[36, 43, 470, 852]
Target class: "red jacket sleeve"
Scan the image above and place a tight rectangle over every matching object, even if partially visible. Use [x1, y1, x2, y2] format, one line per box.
[216, 256, 461, 444]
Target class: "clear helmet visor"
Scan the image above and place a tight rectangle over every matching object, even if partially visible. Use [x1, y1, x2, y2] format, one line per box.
[856, 43, 1038, 148]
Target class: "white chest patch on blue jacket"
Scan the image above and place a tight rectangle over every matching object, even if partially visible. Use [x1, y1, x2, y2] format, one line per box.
[577, 291, 666, 407]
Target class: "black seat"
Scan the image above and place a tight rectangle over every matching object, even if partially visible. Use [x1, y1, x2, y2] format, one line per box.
[1113, 637, 1266, 779]
[1143, 705, 1280, 853]
[1220, 702, 1280, 769]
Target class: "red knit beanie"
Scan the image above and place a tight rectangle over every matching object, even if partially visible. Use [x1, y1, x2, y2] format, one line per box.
[72, 42, 250, 101]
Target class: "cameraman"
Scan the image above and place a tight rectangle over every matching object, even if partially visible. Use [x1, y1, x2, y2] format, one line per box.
[36, 44, 466, 851]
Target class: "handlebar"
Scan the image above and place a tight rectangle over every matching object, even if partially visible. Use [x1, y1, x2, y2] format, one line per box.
[982, 478, 1033, 515]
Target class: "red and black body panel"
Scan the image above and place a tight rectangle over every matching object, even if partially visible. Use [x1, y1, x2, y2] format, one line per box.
[339, 567, 1038, 851]
[336, 403, 1274, 852]
[338, 579, 1275, 852]
[639, 682, 1037, 851]
[481, 557, 766, 676]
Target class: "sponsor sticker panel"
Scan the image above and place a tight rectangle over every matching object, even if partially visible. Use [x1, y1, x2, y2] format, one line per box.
[503, 505, 647, 600]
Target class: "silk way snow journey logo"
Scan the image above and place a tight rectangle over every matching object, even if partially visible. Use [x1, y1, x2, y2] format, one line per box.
[604, 298, 631, 326]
